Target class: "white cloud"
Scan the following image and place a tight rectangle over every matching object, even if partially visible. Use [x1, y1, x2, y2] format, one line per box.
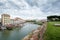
[0, 0, 60, 19]
[0, 0, 7, 2]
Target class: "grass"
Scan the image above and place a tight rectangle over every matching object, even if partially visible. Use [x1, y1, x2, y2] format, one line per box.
[43, 21, 60, 40]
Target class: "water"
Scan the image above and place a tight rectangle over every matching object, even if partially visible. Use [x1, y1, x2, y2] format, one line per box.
[0, 23, 40, 40]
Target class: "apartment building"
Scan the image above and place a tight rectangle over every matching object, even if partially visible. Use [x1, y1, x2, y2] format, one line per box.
[1, 14, 10, 26]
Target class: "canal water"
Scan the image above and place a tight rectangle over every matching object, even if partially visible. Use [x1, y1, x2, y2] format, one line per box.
[0, 23, 40, 40]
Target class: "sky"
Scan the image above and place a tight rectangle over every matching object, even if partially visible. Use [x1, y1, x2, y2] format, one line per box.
[0, 0, 60, 20]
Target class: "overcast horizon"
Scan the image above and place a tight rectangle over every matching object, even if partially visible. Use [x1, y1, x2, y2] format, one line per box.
[0, 0, 60, 19]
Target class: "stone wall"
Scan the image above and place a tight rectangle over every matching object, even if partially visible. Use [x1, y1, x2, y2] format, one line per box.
[22, 22, 47, 40]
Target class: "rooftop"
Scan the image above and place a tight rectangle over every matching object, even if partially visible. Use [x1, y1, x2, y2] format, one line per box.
[1, 14, 10, 17]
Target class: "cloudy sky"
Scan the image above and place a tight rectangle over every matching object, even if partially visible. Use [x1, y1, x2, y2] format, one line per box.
[0, 0, 60, 19]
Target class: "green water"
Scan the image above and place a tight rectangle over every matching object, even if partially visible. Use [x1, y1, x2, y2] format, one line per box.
[0, 23, 40, 40]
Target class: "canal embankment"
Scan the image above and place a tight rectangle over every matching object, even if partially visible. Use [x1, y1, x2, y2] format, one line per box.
[22, 22, 47, 40]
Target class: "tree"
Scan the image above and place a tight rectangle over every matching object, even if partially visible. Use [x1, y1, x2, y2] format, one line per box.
[47, 15, 60, 21]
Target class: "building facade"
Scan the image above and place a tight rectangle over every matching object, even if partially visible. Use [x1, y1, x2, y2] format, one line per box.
[14, 17, 25, 24]
[10, 19, 14, 24]
[0, 18, 2, 26]
[14, 17, 25, 26]
[1, 14, 10, 26]
[0, 18, 1, 22]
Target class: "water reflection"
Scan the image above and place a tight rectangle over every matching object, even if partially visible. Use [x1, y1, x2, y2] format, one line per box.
[0, 23, 40, 40]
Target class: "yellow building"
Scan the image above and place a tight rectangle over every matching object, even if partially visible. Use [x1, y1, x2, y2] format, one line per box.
[1, 14, 10, 26]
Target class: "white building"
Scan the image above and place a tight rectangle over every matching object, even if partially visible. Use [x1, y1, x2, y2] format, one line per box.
[14, 17, 25, 24]
[10, 19, 14, 24]
[0, 18, 1, 22]
[14, 17, 26, 26]
[1, 14, 10, 26]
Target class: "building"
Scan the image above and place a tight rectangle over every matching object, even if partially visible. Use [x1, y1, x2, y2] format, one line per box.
[1, 14, 10, 26]
[14, 17, 25, 26]
[0, 18, 1, 22]
[10, 19, 14, 24]
[14, 17, 25, 24]
[0, 18, 2, 26]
